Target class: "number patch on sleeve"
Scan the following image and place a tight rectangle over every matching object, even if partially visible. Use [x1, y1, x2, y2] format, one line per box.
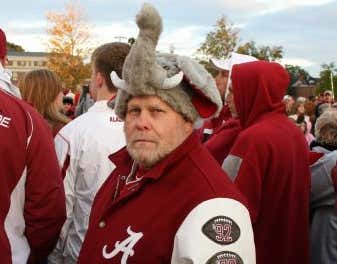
[206, 251, 243, 264]
[202, 216, 240, 245]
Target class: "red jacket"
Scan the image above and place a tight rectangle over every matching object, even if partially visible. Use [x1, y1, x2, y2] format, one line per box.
[222, 61, 310, 264]
[204, 118, 241, 165]
[198, 105, 232, 142]
[78, 132, 255, 263]
[0, 89, 66, 263]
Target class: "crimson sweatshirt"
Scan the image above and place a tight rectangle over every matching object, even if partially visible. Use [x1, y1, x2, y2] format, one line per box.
[222, 61, 310, 264]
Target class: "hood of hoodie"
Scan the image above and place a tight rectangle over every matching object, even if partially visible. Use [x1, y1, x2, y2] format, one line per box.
[0, 63, 21, 98]
[231, 61, 289, 128]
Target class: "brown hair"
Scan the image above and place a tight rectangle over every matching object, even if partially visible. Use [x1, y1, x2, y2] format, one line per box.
[290, 101, 305, 115]
[91, 42, 130, 92]
[18, 69, 70, 125]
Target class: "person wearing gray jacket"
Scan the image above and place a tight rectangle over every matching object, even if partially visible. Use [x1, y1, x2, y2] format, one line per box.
[310, 109, 337, 263]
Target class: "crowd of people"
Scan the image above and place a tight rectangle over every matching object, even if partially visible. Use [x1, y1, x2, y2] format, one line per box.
[1, 3, 337, 264]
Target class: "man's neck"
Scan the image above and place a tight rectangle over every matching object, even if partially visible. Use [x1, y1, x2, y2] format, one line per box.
[95, 88, 116, 102]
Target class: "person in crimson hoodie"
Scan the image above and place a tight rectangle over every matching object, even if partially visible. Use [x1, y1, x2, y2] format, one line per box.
[203, 54, 258, 165]
[204, 117, 242, 165]
[77, 4, 255, 264]
[0, 88, 66, 263]
[222, 61, 310, 264]
[199, 53, 257, 142]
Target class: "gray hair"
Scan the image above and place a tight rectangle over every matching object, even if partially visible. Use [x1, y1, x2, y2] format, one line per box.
[315, 109, 337, 146]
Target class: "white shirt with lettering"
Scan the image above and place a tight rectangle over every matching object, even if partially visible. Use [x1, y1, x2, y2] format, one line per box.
[48, 100, 125, 264]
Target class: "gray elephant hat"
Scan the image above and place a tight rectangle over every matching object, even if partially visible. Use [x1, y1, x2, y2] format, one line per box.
[110, 3, 222, 123]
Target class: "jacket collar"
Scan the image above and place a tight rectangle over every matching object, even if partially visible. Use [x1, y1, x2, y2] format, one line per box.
[109, 131, 200, 182]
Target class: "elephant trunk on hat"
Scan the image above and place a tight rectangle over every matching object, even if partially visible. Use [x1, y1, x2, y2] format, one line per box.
[110, 3, 222, 123]
[110, 3, 183, 93]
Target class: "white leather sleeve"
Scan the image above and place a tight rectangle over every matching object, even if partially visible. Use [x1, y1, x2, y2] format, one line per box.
[171, 198, 255, 264]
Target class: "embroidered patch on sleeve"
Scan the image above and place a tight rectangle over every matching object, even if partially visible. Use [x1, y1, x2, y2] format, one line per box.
[202, 216, 240, 245]
[206, 251, 243, 264]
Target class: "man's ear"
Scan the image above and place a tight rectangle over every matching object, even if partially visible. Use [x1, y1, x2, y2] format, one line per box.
[96, 72, 104, 88]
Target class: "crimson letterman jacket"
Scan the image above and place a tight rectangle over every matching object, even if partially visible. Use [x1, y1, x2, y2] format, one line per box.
[0, 89, 66, 263]
[78, 131, 255, 264]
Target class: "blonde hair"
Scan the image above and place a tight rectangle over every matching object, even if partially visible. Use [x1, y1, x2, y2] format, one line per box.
[18, 69, 70, 125]
[315, 109, 337, 146]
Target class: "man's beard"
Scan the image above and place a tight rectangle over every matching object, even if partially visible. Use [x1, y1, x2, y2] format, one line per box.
[126, 141, 172, 169]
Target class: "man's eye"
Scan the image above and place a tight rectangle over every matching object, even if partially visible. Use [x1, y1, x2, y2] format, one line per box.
[151, 108, 164, 113]
[127, 108, 140, 114]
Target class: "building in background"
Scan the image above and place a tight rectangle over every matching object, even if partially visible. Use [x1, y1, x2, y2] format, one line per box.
[292, 75, 319, 98]
[7, 51, 48, 84]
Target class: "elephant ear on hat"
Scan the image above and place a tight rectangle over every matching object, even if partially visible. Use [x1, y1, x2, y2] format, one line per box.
[177, 56, 222, 118]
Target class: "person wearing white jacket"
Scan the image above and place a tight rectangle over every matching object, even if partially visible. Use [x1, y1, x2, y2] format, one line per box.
[48, 42, 130, 264]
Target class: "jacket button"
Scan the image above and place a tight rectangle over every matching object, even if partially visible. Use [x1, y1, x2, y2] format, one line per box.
[98, 221, 106, 228]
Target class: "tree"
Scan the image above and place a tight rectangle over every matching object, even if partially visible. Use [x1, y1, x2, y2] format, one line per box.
[237, 41, 283, 61]
[316, 62, 337, 96]
[197, 15, 284, 77]
[284, 65, 310, 95]
[7, 42, 25, 52]
[198, 16, 239, 59]
[46, 3, 92, 90]
[128, 37, 136, 46]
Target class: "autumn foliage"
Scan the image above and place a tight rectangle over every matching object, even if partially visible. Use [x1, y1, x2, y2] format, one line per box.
[46, 3, 92, 90]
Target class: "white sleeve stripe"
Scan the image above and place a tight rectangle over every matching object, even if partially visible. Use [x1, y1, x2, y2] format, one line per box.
[4, 168, 30, 264]
[25, 111, 34, 149]
[222, 154, 242, 181]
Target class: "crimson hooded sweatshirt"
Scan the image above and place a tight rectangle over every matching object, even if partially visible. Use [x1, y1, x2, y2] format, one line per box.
[222, 61, 310, 264]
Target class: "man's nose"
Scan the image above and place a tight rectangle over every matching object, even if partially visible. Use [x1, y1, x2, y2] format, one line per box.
[135, 111, 151, 130]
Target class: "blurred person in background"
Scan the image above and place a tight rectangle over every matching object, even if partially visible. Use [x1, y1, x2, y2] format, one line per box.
[305, 96, 317, 134]
[18, 69, 71, 136]
[0, 28, 21, 98]
[323, 90, 334, 104]
[75, 84, 94, 117]
[315, 91, 334, 120]
[283, 94, 295, 116]
[290, 100, 312, 134]
[62, 96, 75, 118]
[48, 42, 130, 264]
[200, 52, 257, 142]
[295, 114, 315, 146]
[310, 109, 337, 263]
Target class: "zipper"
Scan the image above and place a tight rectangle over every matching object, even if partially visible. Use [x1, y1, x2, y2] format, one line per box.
[113, 175, 121, 202]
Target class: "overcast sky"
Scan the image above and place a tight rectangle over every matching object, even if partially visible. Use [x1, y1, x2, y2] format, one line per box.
[1, 0, 336, 77]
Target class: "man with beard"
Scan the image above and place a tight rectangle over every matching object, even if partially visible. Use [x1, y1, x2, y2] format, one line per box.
[77, 4, 255, 264]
